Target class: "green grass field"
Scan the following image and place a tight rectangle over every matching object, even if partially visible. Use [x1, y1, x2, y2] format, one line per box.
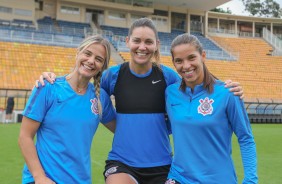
[1, 123, 282, 183]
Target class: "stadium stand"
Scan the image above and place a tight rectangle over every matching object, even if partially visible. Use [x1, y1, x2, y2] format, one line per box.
[0, 0, 281, 123]
[207, 36, 282, 100]
[0, 15, 91, 47]
[0, 19, 36, 31]
[37, 16, 92, 37]
[0, 41, 74, 89]
[0, 41, 116, 90]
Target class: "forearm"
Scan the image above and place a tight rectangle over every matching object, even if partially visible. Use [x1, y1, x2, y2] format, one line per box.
[18, 136, 46, 180]
[240, 139, 258, 184]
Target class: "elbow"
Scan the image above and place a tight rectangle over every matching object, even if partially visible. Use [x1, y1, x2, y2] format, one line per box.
[18, 134, 24, 150]
[18, 132, 30, 151]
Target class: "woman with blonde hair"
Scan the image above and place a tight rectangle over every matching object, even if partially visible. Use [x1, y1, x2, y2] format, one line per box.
[18, 35, 116, 184]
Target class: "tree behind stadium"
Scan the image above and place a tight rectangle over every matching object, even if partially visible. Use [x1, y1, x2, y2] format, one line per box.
[242, 0, 282, 18]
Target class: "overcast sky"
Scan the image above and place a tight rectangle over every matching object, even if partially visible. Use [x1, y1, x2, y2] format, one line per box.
[218, 0, 282, 16]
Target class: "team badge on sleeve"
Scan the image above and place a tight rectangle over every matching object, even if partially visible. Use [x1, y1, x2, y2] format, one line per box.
[90, 98, 99, 115]
[198, 97, 214, 116]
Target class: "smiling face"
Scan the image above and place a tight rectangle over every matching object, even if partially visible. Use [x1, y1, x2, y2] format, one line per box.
[126, 26, 159, 67]
[75, 43, 106, 80]
[172, 43, 206, 89]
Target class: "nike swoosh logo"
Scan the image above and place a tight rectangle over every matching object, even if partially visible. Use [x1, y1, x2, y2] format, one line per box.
[152, 80, 162, 84]
[171, 103, 181, 106]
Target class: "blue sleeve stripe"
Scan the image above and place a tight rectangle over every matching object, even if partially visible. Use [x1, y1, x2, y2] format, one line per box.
[24, 87, 43, 116]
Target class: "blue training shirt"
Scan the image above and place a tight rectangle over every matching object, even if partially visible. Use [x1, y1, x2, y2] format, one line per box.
[22, 77, 116, 184]
[101, 64, 180, 167]
[165, 80, 258, 184]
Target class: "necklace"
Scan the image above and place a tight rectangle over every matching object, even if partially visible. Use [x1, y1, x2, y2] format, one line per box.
[66, 77, 88, 93]
[77, 87, 86, 93]
[75, 84, 88, 93]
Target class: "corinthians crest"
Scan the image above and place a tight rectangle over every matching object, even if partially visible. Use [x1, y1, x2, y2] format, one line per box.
[90, 98, 99, 115]
[198, 97, 214, 116]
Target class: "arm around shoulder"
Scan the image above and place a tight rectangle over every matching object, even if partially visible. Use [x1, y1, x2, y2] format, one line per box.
[101, 65, 121, 95]
[99, 89, 116, 133]
[161, 65, 181, 86]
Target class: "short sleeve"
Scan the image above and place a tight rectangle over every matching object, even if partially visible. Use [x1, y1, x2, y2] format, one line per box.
[101, 65, 121, 96]
[161, 65, 180, 86]
[99, 89, 116, 124]
[23, 82, 55, 123]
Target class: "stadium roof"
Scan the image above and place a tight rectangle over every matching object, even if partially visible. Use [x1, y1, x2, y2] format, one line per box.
[153, 0, 231, 11]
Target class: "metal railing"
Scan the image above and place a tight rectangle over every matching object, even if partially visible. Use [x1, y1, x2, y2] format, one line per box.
[262, 27, 282, 56]
[0, 28, 82, 47]
[104, 0, 153, 7]
[0, 89, 31, 123]
[208, 28, 262, 38]
[208, 28, 236, 35]
[207, 35, 240, 61]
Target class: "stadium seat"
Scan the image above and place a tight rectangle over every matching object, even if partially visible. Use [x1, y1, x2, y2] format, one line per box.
[0, 41, 117, 90]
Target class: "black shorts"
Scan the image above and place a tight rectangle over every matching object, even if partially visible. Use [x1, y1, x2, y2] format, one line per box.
[104, 160, 170, 184]
[165, 179, 181, 184]
[5, 107, 13, 114]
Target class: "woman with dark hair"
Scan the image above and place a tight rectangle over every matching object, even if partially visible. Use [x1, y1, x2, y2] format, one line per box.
[165, 33, 257, 184]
